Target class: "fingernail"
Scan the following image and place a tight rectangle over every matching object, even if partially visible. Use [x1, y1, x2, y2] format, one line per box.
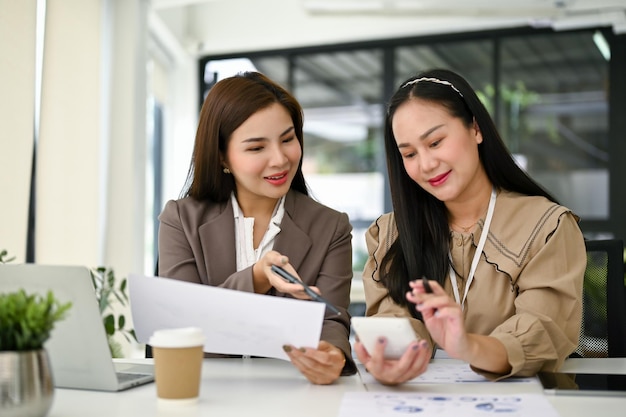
[378, 337, 385, 344]
[412, 343, 419, 351]
[299, 347, 306, 353]
[281, 256, 288, 264]
[283, 345, 292, 353]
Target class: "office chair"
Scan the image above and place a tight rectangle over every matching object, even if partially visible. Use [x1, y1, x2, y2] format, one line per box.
[571, 239, 626, 358]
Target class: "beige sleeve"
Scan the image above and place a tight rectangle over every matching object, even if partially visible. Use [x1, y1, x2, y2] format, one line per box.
[474, 211, 585, 379]
[361, 214, 433, 346]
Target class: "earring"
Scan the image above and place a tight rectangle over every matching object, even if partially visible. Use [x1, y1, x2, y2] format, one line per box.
[223, 167, 231, 174]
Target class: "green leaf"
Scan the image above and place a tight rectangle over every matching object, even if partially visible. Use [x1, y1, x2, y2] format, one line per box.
[0, 289, 71, 351]
[0, 249, 16, 264]
[103, 314, 115, 336]
[87, 265, 138, 352]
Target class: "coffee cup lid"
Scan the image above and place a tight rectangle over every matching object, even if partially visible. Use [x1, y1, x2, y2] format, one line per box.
[149, 327, 205, 348]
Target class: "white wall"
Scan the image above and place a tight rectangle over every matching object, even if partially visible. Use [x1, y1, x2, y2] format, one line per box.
[36, 0, 103, 266]
[0, 0, 148, 271]
[0, 0, 36, 261]
[151, 0, 626, 56]
[185, 0, 529, 55]
[0, 0, 150, 356]
[148, 11, 198, 203]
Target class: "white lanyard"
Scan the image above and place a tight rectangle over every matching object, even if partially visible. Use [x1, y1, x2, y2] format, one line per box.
[449, 188, 496, 311]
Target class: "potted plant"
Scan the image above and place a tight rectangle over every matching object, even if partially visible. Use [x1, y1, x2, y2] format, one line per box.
[1, 250, 137, 359]
[0, 288, 71, 417]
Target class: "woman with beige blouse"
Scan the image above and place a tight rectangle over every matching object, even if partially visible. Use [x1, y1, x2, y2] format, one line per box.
[354, 68, 585, 385]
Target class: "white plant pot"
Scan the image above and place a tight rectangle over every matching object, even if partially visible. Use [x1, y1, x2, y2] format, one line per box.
[0, 350, 54, 417]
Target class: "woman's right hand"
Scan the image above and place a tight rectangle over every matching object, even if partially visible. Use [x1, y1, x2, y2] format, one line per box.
[254, 250, 322, 299]
[353, 337, 431, 385]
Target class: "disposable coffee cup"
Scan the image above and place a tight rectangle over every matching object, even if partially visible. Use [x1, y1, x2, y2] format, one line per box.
[149, 327, 205, 404]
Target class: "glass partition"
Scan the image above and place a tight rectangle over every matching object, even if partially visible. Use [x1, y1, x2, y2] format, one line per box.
[293, 50, 385, 272]
[499, 31, 609, 220]
[196, 27, 621, 267]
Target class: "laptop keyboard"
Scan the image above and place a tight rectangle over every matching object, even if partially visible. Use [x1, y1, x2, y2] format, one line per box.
[117, 372, 150, 384]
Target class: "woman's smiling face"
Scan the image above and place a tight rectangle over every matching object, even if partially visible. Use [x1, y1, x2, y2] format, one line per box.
[223, 102, 302, 207]
[392, 98, 486, 204]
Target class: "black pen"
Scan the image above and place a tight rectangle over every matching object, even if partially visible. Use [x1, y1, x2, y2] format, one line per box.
[422, 276, 433, 294]
[421, 276, 438, 316]
[270, 265, 341, 316]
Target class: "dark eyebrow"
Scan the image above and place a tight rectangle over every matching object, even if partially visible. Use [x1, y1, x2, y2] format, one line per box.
[241, 126, 295, 144]
[241, 137, 266, 144]
[419, 124, 445, 140]
[397, 124, 445, 148]
[279, 126, 295, 137]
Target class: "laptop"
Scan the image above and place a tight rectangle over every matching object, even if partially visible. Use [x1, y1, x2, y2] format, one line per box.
[538, 371, 626, 397]
[0, 263, 154, 391]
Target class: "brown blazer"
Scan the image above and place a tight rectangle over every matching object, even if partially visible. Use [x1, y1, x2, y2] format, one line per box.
[158, 190, 356, 375]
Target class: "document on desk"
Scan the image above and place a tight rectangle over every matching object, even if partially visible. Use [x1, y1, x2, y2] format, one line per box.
[338, 393, 560, 417]
[128, 273, 325, 361]
[359, 362, 536, 384]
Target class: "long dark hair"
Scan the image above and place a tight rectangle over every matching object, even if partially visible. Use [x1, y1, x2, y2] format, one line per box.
[182, 71, 308, 201]
[380, 68, 557, 316]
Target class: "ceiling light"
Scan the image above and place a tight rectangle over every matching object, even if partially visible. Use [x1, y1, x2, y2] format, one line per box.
[593, 30, 611, 61]
[204, 58, 258, 83]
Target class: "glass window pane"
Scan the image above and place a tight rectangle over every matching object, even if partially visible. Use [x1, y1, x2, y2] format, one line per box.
[395, 41, 494, 97]
[201, 56, 290, 98]
[500, 31, 609, 220]
[293, 50, 385, 272]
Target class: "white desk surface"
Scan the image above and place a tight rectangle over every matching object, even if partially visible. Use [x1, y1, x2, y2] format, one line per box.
[361, 358, 626, 417]
[49, 358, 364, 417]
[49, 357, 626, 417]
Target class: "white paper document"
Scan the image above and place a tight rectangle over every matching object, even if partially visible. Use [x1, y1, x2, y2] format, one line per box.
[338, 392, 561, 417]
[359, 362, 536, 385]
[128, 273, 325, 361]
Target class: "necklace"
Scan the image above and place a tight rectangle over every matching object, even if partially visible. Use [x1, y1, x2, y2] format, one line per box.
[449, 195, 492, 233]
[450, 221, 478, 233]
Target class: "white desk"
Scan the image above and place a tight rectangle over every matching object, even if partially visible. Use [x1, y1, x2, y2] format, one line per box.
[361, 358, 626, 417]
[49, 358, 364, 417]
[49, 357, 626, 416]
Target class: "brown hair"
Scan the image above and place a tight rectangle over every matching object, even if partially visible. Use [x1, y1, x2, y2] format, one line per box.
[182, 72, 308, 201]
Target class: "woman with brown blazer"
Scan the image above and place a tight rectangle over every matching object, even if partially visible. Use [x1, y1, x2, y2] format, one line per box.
[158, 72, 356, 384]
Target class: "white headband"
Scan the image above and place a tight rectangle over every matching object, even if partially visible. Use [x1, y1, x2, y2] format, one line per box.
[401, 77, 463, 97]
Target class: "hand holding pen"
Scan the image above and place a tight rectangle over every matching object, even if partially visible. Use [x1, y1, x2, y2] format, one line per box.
[408, 276, 467, 326]
[406, 276, 436, 313]
[406, 276, 470, 362]
[271, 265, 341, 316]
[255, 251, 315, 298]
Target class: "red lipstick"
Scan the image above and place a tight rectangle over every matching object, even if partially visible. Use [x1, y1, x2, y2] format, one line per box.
[428, 171, 450, 187]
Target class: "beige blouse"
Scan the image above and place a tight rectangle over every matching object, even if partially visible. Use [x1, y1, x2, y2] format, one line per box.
[362, 189, 585, 379]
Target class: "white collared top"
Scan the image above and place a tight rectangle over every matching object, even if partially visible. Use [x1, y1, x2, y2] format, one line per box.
[231, 193, 286, 272]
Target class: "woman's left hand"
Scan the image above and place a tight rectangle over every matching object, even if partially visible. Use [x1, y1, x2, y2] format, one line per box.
[283, 340, 345, 385]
